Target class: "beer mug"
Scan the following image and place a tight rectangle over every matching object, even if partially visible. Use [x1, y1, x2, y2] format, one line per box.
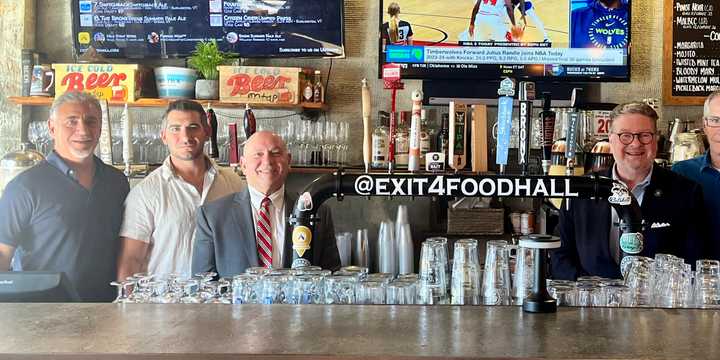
[29, 65, 54, 96]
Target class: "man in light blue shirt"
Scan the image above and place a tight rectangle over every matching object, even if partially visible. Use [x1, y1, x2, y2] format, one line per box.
[672, 90, 720, 260]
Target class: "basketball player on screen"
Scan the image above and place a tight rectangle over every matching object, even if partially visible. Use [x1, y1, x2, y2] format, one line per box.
[381, 2, 414, 52]
[512, 0, 551, 42]
[570, 0, 629, 48]
[467, 0, 518, 42]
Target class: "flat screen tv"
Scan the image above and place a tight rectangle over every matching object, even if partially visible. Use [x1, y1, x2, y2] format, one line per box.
[379, 0, 630, 81]
[71, 0, 345, 59]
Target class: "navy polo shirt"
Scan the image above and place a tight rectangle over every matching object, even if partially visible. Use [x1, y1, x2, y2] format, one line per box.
[0, 151, 129, 301]
[672, 151, 720, 260]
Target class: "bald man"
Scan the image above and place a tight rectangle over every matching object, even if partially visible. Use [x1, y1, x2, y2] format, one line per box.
[191, 131, 341, 277]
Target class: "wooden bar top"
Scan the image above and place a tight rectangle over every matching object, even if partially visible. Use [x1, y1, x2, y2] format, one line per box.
[0, 304, 718, 359]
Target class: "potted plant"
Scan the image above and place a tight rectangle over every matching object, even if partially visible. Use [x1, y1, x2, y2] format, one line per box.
[187, 40, 234, 100]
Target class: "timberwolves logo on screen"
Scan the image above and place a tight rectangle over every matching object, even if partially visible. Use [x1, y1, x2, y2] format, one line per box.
[587, 15, 628, 48]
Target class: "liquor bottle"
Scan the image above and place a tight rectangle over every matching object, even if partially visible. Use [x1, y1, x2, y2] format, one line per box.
[436, 113, 450, 164]
[419, 109, 432, 166]
[372, 111, 390, 169]
[394, 111, 410, 168]
[302, 72, 314, 102]
[313, 70, 324, 103]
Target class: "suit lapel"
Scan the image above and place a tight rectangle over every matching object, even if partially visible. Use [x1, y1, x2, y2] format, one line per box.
[233, 190, 260, 268]
[595, 167, 614, 264]
[282, 191, 298, 268]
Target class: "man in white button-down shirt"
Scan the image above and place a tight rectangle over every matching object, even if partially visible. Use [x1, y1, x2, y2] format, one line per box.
[116, 100, 243, 280]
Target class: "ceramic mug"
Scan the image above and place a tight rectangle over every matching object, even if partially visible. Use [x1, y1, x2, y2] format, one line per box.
[29, 65, 54, 96]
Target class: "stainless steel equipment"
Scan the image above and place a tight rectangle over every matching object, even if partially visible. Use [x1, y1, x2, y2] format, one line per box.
[0, 143, 44, 194]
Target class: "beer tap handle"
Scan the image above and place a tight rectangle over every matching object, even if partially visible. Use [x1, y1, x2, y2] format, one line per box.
[207, 106, 219, 159]
[362, 79, 372, 173]
[243, 104, 257, 140]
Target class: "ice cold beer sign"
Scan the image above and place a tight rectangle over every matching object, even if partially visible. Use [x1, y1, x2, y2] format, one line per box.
[353, 175, 580, 198]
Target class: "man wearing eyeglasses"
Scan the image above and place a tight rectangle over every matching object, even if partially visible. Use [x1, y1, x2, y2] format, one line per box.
[552, 102, 708, 280]
[672, 90, 720, 260]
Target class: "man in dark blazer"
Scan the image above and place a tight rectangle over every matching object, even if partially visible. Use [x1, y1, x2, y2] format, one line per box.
[192, 131, 340, 277]
[551, 102, 708, 280]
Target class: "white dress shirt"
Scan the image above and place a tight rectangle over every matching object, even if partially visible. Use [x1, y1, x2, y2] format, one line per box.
[248, 185, 286, 268]
[120, 156, 244, 277]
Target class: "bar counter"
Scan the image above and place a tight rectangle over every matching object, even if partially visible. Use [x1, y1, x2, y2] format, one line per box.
[1, 304, 719, 359]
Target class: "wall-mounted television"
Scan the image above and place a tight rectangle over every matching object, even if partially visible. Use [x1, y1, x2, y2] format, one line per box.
[379, 0, 630, 81]
[71, 0, 345, 59]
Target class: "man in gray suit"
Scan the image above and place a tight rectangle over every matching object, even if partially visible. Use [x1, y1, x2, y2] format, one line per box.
[192, 131, 340, 277]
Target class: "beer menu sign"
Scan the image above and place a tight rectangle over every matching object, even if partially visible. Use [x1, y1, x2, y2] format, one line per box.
[663, 0, 720, 105]
[71, 0, 345, 59]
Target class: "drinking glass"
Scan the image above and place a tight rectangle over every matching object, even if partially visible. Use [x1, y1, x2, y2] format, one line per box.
[575, 282, 603, 307]
[547, 283, 577, 307]
[286, 274, 325, 304]
[352, 229, 370, 268]
[623, 256, 655, 307]
[482, 240, 512, 305]
[335, 232, 353, 267]
[603, 284, 631, 307]
[387, 280, 416, 304]
[232, 274, 260, 304]
[246, 267, 271, 276]
[513, 245, 535, 305]
[110, 280, 135, 304]
[451, 239, 481, 305]
[179, 279, 203, 304]
[366, 273, 395, 285]
[417, 238, 448, 304]
[357, 280, 386, 304]
[258, 274, 289, 304]
[694, 259, 720, 308]
[324, 275, 358, 304]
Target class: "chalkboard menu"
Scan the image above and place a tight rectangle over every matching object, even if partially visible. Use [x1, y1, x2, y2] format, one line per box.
[71, 0, 345, 59]
[663, 0, 720, 105]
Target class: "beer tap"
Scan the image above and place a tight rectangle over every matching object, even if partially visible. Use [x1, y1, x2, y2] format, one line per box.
[361, 79, 372, 173]
[408, 90, 423, 173]
[564, 88, 583, 210]
[207, 104, 219, 159]
[518, 81, 535, 176]
[228, 123, 239, 170]
[121, 103, 133, 177]
[495, 78, 515, 175]
[539, 92, 556, 176]
[243, 104, 257, 140]
[449, 100, 468, 173]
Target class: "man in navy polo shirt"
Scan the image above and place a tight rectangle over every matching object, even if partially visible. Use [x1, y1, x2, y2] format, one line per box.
[0, 92, 129, 301]
[673, 90, 720, 261]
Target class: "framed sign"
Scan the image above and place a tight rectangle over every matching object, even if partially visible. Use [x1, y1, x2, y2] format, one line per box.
[663, 0, 720, 105]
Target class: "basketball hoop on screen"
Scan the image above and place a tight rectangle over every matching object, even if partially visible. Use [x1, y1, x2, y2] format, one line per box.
[382, 63, 404, 90]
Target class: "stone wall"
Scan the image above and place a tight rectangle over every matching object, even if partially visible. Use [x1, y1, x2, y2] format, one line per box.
[0, 0, 35, 156]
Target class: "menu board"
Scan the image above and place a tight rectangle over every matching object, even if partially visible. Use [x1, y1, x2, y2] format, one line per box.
[71, 0, 345, 59]
[663, 0, 720, 105]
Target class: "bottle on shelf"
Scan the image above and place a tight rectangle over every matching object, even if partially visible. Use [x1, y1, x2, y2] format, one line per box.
[372, 111, 390, 169]
[313, 70, 324, 103]
[303, 72, 314, 103]
[394, 111, 410, 168]
[436, 113, 450, 164]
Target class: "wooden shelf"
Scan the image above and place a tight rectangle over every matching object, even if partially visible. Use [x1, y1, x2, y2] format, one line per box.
[8, 96, 327, 111]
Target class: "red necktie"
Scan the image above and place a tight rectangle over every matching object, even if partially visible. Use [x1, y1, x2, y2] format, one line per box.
[256, 197, 273, 268]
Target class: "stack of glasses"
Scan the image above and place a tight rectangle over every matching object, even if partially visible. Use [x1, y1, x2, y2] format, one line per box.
[110, 266, 420, 305]
[547, 254, 720, 308]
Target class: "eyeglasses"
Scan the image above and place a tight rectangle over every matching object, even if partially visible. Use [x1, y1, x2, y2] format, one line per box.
[704, 116, 720, 128]
[612, 132, 655, 145]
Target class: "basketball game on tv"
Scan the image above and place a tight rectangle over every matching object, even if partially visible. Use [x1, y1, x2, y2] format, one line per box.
[379, 0, 631, 81]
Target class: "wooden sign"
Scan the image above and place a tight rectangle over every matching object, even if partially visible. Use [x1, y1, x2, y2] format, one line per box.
[663, 0, 720, 105]
[219, 66, 302, 105]
[52, 63, 141, 102]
